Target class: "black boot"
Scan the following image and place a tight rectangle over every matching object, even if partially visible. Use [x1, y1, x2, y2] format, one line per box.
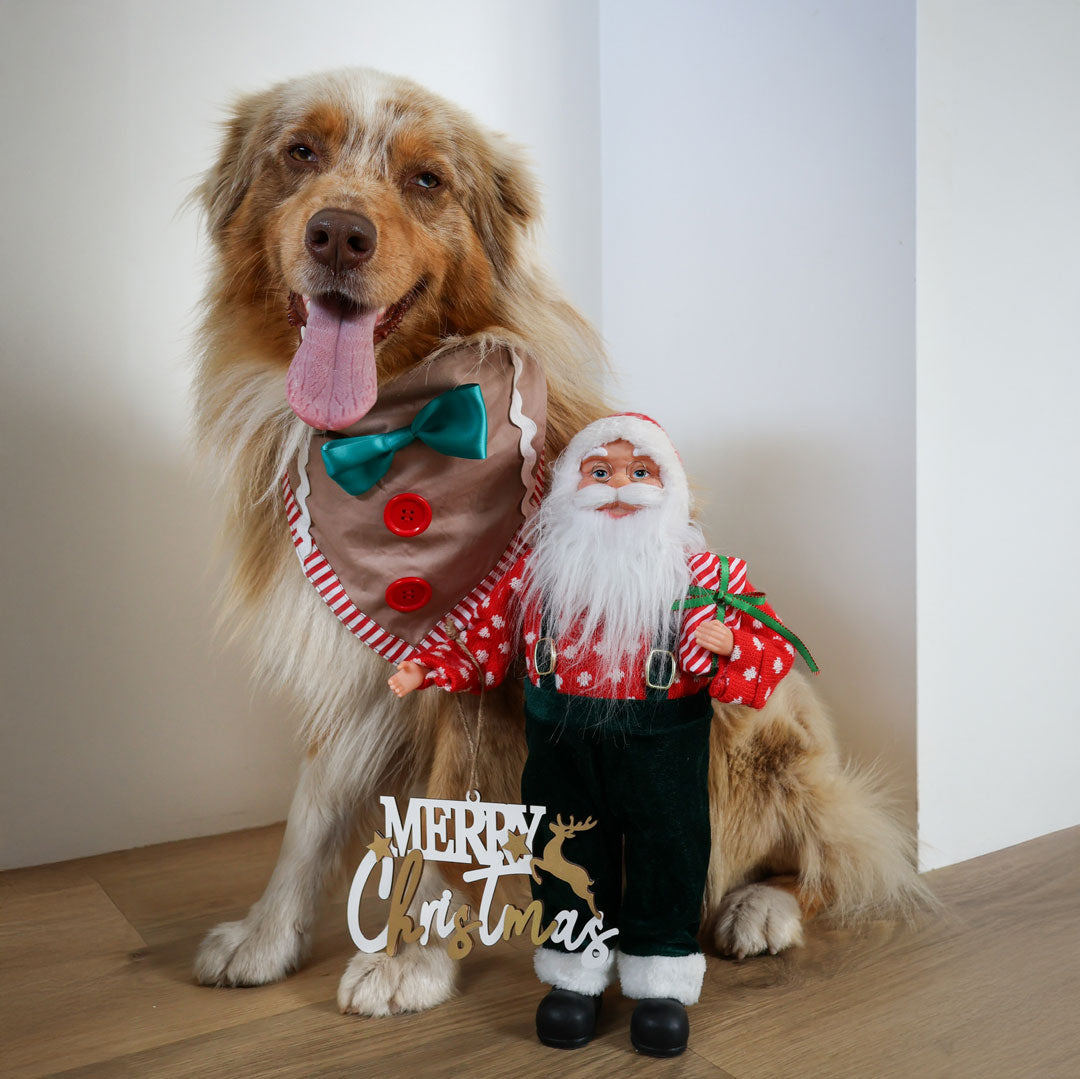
[630, 997, 689, 1057]
[535, 988, 603, 1049]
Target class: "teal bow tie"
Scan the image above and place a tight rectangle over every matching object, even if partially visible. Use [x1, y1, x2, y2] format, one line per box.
[321, 383, 488, 495]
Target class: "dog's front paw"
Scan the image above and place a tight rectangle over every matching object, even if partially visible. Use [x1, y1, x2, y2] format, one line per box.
[194, 915, 305, 987]
[714, 883, 804, 960]
[337, 947, 456, 1016]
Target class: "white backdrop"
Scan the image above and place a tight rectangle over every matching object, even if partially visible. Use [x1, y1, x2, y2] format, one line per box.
[917, 0, 1080, 869]
[4, 0, 1076, 873]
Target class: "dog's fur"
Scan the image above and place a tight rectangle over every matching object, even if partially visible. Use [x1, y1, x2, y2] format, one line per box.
[191, 67, 927, 1014]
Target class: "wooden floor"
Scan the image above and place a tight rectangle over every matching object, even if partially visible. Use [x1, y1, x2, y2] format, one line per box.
[2, 825, 1078, 1079]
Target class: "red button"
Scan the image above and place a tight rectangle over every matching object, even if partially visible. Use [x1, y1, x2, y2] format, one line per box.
[384, 493, 432, 537]
[386, 577, 432, 612]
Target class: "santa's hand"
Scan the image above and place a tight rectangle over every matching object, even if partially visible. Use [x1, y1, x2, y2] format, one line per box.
[695, 620, 735, 657]
[389, 661, 428, 697]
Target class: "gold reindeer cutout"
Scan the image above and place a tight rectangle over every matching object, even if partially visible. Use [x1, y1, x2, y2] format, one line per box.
[530, 814, 600, 919]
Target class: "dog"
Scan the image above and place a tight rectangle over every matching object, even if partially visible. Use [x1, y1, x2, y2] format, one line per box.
[190, 67, 927, 1016]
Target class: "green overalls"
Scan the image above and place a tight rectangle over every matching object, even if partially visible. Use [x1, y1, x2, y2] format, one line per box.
[521, 624, 713, 962]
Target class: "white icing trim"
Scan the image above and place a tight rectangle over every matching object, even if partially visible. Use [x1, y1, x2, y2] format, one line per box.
[293, 429, 315, 561]
[508, 350, 539, 518]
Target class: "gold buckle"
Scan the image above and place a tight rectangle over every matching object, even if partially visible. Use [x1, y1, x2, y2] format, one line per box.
[645, 649, 677, 690]
[533, 637, 557, 676]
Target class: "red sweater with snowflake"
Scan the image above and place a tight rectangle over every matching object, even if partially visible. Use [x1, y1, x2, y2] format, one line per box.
[413, 551, 795, 708]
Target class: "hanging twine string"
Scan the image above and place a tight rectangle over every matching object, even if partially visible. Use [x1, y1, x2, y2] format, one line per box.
[442, 619, 486, 793]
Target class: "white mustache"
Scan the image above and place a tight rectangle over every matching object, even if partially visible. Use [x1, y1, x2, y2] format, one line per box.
[572, 483, 664, 509]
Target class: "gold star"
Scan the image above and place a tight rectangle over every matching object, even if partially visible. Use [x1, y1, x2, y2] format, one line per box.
[500, 829, 532, 863]
[366, 831, 394, 860]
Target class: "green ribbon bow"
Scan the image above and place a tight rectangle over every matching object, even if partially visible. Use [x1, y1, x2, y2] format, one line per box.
[321, 383, 488, 496]
[672, 555, 819, 674]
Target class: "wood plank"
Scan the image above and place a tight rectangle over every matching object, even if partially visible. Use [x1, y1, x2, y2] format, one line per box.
[0, 859, 350, 1077]
[68, 824, 289, 945]
[691, 827, 1080, 1078]
[2, 823, 1077, 1078]
[49, 940, 733, 1079]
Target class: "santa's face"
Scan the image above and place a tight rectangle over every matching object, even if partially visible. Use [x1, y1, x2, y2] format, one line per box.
[576, 439, 664, 519]
[523, 430, 704, 688]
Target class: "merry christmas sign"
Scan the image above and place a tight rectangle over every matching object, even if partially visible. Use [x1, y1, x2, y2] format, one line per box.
[347, 791, 617, 966]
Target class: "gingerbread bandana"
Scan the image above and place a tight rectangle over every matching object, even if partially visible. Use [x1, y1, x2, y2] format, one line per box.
[283, 343, 547, 662]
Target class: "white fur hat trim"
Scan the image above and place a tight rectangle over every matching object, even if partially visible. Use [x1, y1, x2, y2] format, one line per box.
[551, 413, 690, 517]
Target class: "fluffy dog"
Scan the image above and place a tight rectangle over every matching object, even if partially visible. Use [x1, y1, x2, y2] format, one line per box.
[191, 67, 926, 1015]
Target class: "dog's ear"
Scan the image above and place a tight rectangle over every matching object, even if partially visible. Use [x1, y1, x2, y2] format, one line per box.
[197, 88, 278, 238]
[460, 133, 541, 283]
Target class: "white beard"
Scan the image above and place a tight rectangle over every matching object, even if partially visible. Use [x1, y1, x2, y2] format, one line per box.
[522, 480, 706, 687]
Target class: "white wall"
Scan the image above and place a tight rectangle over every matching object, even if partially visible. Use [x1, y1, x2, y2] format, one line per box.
[0, 0, 600, 869]
[600, 1, 918, 821]
[10, 0, 1073, 874]
[917, 0, 1080, 869]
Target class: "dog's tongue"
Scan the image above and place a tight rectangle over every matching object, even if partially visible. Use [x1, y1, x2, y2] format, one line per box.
[286, 297, 379, 431]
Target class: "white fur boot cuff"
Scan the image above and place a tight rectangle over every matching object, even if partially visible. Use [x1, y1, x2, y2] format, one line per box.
[617, 952, 707, 1006]
[533, 947, 615, 996]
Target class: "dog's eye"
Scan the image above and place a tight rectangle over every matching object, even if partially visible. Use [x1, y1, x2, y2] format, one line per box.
[288, 144, 319, 165]
[410, 172, 441, 190]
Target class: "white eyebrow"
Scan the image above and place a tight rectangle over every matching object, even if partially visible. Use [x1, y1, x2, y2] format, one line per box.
[582, 446, 608, 458]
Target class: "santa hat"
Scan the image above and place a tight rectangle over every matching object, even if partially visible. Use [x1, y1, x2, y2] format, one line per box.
[549, 412, 690, 519]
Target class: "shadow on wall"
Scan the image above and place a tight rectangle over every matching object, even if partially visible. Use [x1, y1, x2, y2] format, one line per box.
[689, 430, 917, 832]
[0, 367, 300, 869]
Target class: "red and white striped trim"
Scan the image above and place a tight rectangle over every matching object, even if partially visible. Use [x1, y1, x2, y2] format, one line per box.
[281, 465, 542, 663]
[678, 553, 748, 675]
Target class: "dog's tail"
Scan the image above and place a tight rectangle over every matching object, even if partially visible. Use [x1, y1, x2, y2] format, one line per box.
[779, 674, 937, 925]
[705, 672, 937, 931]
[803, 760, 938, 926]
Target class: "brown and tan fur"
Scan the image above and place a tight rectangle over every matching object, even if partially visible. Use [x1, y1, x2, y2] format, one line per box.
[191, 67, 927, 1014]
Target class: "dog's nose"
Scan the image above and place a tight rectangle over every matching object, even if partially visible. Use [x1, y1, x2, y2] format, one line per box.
[304, 209, 377, 272]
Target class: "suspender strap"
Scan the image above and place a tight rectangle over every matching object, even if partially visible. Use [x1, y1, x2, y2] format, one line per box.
[644, 621, 680, 701]
[534, 607, 558, 692]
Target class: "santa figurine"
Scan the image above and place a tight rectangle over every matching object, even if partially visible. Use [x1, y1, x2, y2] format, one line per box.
[389, 413, 813, 1057]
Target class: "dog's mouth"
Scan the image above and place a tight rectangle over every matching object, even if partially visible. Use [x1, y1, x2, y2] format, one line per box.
[284, 283, 424, 431]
